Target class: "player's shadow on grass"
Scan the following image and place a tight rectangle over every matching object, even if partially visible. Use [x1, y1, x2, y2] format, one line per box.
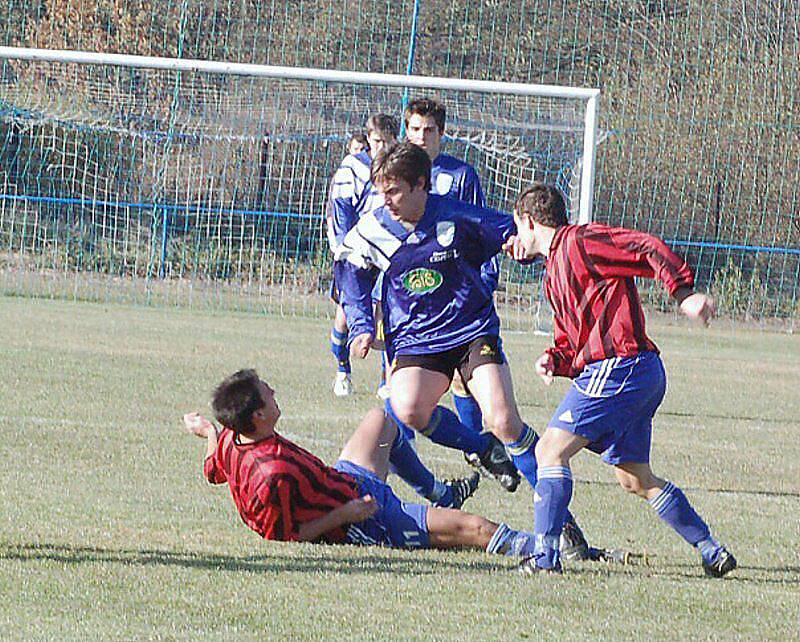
[649, 562, 800, 586]
[0, 541, 506, 575]
[576, 477, 800, 499]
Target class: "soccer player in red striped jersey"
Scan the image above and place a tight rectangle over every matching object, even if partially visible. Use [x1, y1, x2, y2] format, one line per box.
[504, 183, 736, 578]
[183, 368, 543, 555]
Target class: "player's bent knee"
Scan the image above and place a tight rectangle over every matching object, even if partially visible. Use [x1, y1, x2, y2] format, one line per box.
[485, 410, 522, 442]
[392, 404, 432, 431]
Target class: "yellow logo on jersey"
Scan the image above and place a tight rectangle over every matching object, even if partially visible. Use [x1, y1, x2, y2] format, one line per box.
[480, 344, 496, 357]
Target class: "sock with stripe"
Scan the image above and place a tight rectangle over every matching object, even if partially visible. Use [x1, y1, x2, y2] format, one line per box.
[506, 424, 579, 527]
[388, 418, 451, 504]
[533, 466, 574, 569]
[420, 405, 491, 455]
[486, 522, 536, 557]
[649, 481, 715, 559]
[385, 401, 490, 455]
[505, 423, 539, 489]
[452, 393, 483, 435]
[330, 328, 351, 374]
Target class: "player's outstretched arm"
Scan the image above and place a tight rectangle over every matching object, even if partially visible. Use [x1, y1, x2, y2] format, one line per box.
[183, 412, 219, 459]
[674, 287, 716, 326]
[297, 495, 378, 542]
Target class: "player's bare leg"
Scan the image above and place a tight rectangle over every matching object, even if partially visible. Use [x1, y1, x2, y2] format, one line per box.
[426, 507, 498, 549]
[389, 367, 451, 430]
[467, 361, 524, 443]
[614, 461, 737, 577]
[388, 365, 518, 493]
[337, 407, 396, 480]
[426, 507, 542, 559]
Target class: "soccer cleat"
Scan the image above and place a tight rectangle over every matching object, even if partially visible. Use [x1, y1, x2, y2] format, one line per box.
[702, 546, 737, 578]
[333, 372, 354, 397]
[559, 519, 590, 562]
[465, 433, 520, 492]
[433, 472, 480, 509]
[518, 555, 563, 575]
[376, 383, 391, 400]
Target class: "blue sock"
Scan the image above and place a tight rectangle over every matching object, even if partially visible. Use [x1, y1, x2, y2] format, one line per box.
[486, 523, 536, 557]
[506, 425, 579, 528]
[330, 328, 350, 374]
[452, 393, 483, 434]
[388, 419, 449, 503]
[506, 423, 539, 489]
[533, 466, 574, 569]
[421, 405, 491, 455]
[649, 481, 713, 554]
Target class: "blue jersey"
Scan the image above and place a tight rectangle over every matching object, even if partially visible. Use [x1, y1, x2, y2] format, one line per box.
[431, 153, 485, 207]
[325, 151, 382, 252]
[337, 194, 515, 355]
[431, 153, 499, 291]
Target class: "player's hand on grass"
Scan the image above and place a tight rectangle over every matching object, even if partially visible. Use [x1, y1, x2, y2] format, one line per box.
[676, 289, 716, 326]
[534, 352, 555, 386]
[341, 495, 378, 523]
[351, 332, 374, 359]
[183, 412, 216, 438]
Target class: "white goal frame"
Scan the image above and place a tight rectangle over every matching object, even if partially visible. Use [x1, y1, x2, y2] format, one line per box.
[0, 45, 600, 224]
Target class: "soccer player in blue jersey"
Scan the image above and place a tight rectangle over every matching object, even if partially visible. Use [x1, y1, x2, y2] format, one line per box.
[504, 183, 736, 577]
[326, 115, 398, 397]
[328, 119, 476, 510]
[337, 143, 591, 557]
[404, 98, 494, 438]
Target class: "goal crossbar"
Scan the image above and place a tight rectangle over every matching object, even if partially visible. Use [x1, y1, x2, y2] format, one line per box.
[0, 45, 600, 223]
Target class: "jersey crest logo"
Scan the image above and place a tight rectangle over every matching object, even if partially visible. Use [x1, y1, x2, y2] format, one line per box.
[436, 221, 455, 248]
[434, 172, 454, 195]
[480, 344, 496, 357]
[402, 268, 443, 295]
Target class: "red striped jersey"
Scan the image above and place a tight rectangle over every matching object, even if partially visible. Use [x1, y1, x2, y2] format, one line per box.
[544, 223, 694, 378]
[204, 429, 359, 543]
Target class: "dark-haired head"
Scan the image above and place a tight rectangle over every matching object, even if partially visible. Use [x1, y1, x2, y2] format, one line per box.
[515, 183, 568, 229]
[211, 369, 267, 435]
[371, 141, 432, 192]
[404, 98, 446, 133]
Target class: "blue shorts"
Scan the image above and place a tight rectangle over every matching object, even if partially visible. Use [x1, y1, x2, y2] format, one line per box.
[334, 460, 429, 549]
[548, 351, 666, 465]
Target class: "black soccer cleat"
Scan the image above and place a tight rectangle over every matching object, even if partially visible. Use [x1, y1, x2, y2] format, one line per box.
[703, 547, 737, 578]
[464, 433, 520, 493]
[433, 472, 480, 509]
[559, 519, 591, 562]
[518, 555, 563, 575]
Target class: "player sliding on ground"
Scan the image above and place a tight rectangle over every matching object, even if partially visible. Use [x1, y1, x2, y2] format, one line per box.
[183, 369, 539, 556]
[337, 142, 591, 560]
[504, 183, 737, 577]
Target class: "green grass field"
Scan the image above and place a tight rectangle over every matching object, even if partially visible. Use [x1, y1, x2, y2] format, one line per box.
[1, 296, 798, 640]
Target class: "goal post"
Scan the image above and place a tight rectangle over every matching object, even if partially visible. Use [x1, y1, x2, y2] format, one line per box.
[0, 46, 600, 324]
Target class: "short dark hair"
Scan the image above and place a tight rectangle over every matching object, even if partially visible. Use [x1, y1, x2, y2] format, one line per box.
[348, 132, 368, 147]
[366, 114, 399, 139]
[404, 98, 446, 133]
[371, 142, 432, 191]
[515, 183, 568, 228]
[211, 369, 264, 434]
